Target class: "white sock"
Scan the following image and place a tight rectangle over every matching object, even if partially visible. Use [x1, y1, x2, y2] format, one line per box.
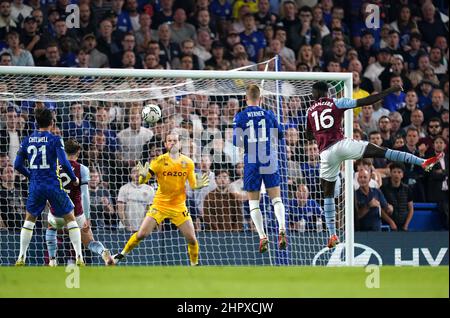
[272, 197, 286, 232]
[249, 200, 266, 239]
[67, 221, 83, 261]
[19, 220, 35, 261]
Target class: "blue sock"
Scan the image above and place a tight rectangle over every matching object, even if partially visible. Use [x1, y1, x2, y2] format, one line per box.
[45, 228, 57, 259]
[385, 149, 424, 166]
[88, 241, 105, 256]
[324, 197, 336, 236]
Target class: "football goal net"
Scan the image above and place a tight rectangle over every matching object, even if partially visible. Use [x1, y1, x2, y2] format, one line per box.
[0, 64, 354, 266]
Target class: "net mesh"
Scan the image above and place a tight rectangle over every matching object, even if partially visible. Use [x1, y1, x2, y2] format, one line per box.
[0, 67, 347, 266]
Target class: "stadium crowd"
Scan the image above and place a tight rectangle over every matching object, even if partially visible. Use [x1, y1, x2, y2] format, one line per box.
[0, 0, 448, 234]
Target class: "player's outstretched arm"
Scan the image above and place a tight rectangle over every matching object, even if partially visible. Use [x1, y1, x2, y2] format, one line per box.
[193, 172, 210, 190]
[356, 84, 403, 107]
[13, 150, 30, 179]
[137, 161, 153, 184]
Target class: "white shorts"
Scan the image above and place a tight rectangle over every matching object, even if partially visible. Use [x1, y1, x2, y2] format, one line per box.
[48, 213, 86, 230]
[320, 139, 368, 182]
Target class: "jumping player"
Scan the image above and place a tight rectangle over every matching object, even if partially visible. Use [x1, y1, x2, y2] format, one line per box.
[233, 84, 287, 253]
[306, 81, 443, 248]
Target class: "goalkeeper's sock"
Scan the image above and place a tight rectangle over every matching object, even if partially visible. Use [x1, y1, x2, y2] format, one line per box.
[88, 241, 106, 256]
[249, 200, 267, 239]
[324, 197, 336, 236]
[45, 228, 58, 259]
[188, 241, 199, 266]
[121, 232, 142, 256]
[67, 221, 83, 261]
[271, 197, 286, 232]
[19, 220, 35, 261]
[385, 149, 424, 166]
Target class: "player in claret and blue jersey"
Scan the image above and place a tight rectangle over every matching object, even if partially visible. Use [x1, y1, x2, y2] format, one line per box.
[233, 84, 287, 253]
[306, 81, 443, 249]
[14, 108, 84, 266]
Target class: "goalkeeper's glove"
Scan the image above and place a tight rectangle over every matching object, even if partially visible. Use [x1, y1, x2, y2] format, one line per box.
[137, 161, 151, 184]
[194, 172, 210, 190]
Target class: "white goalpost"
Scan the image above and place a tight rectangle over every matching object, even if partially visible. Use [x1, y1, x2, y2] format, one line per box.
[0, 65, 353, 266]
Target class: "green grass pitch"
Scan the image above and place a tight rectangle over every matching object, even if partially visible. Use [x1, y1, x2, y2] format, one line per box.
[0, 266, 447, 298]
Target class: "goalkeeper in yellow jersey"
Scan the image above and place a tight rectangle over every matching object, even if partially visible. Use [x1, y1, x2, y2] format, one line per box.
[113, 133, 209, 266]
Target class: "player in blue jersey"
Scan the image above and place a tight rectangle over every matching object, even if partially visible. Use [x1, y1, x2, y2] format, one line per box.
[233, 84, 287, 253]
[14, 108, 84, 266]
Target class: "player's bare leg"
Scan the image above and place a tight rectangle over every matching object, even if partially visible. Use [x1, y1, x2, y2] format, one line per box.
[321, 179, 339, 248]
[267, 187, 287, 250]
[16, 212, 37, 266]
[178, 219, 199, 266]
[80, 221, 114, 266]
[248, 191, 269, 253]
[114, 215, 158, 264]
[63, 212, 84, 266]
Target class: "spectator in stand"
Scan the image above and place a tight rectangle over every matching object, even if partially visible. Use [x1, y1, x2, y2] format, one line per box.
[399, 90, 420, 128]
[354, 158, 383, 191]
[172, 39, 204, 70]
[352, 70, 370, 118]
[289, 184, 323, 232]
[378, 116, 394, 148]
[402, 109, 426, 138]
[88, 167, 117, 229]
[151, 0, 175, 30]
[0, 165, 24, 230]
[75, 3, 97, 41]
[424, 135, 448, 229]
[379, 54, 412, 92]
[111, 32, 142, 68]
[355, 168, 393, 231]
[239, 13, 266, 63]
[90, 106, 118, 153]
[393, 135, 406, 150]
[420, 117, 443, 157]
[192, 8, 217, 41]
[383, 75, 406, 112]
[347, 58, 374, 93]
[388, 111, 403, 138]
[203, 170, 243, 231]
[96, 18, 121, 62]
[288, 5, 321, 53]
[364, 48, 391, 92]
[0, 51, 11, 65]
[418, 1, 448, 47]
[169, 7, 196, 45]
[423, 89, 445, 124]
[389, 5, 418, 48]
[311, 5, 329, 39]
[417, 79, 435, 109]
[403, 32, 427, 72]
[0, 0, 17, 40]
[0, 105, 21, 164]
[368, 131, 389, 175]
[5, 30, 34, 66]
[300, 142, 321, 204]
[358, 104, 378, 136]
[117, 166, 155, 232]
[398, 127, 426, 201]
[82, 33, 109, 68]
[381, 163, 414, 231]
[254, 0, 277, 30]
[429, 46, 447, 77]
[62, 102, 91, 145]
[357, 29, 377, 70]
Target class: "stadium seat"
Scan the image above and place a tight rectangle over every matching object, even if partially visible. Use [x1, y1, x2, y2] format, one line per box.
[409, 203, 445, 231]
